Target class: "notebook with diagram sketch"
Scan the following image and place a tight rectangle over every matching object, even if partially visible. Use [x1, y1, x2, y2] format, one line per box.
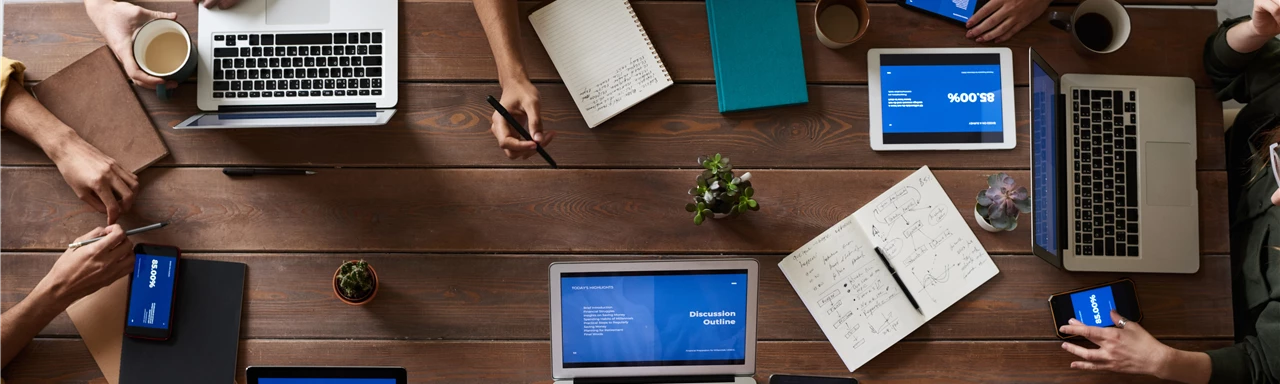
[778, 166, 999, 372]
[528, 0, 673, 128]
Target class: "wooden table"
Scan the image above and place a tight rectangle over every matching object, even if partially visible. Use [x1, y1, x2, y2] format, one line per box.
[2, 1, 1229, 383]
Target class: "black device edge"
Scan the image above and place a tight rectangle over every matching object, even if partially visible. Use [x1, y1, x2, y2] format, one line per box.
[769, 373, 860, 384]
[1048, 278, 1142, 339]
[246, 366, 408, 384]
[896, 0, 988, 26]
[123, 243, 182, 341]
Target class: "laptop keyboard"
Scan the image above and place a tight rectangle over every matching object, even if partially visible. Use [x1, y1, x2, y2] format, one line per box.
[1072, 89, 1139, 257]
[210, 32, 385, 99]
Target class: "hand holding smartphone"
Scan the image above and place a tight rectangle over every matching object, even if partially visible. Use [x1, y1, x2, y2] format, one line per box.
[124, 244, 181, 340]
[1048, 279, 1142, 339]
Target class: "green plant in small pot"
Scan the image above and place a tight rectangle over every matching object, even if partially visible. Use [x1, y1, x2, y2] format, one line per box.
[974, 173, 1031, 232]
[333, 260, 379, 305]
[685, 153, 759, 225]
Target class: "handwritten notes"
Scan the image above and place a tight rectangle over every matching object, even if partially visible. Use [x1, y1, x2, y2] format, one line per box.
[529, 0, 673, 128]
[779, 166, 999, 372]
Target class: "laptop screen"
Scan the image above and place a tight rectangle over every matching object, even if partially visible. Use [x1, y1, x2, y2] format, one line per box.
[558, 270, 749, 369]
[260, 380, 396, 384]
[1031, 58, 1059, 256]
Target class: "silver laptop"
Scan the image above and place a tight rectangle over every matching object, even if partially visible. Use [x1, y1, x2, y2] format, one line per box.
[549, 260, 759, 384]
[178, 0, 398, 129]
[1029, 48, 1199, 273]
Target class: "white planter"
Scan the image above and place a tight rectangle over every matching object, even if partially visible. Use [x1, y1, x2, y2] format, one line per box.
[974, 206, 1015, 232]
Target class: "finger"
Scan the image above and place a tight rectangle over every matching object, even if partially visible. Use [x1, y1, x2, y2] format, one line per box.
[1110, 310, 1141, 330]
[74, 227, 110, 242]
[539, 130, 556, 147]
[94, 183, 122, 225]
[82, 225, 126, 254]
[499, 136, 537, 152]
[967, 1, 1000, 29]
[112, 177, 136, 212]
[142, 9, 178, 21]
[994, 19, 1031, 44]
[979, 17, 1015, 43]
[1068, 318, 1082, 325]
[114, 165, 140, 191]
[962, 5, 1003, 38]
[1070, 361, 1112, 371]
[130, 70, 168, 90]
[524, 100, 543, 139]
[79, 188, 109, 214]
[1061, 342, 1107, 361]
[219, 0, 241, 9]
[1060, 323, 1111, 341]
[202, 0, 218, 8]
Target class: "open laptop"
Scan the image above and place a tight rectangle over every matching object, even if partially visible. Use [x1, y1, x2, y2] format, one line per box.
[1029, 48, 1199, 273]
[549, 259, 759, 384]
[178, 0, 398, 129]
[246, 366, 407, 384]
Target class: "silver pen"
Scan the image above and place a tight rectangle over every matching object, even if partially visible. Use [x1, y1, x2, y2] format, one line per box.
[68, 222, 169, 249]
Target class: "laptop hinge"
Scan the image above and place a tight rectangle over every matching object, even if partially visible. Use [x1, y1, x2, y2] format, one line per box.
[217, 103, 377, 113]
[1056, 92, 1071, 256]
[574, 375, 737, 384]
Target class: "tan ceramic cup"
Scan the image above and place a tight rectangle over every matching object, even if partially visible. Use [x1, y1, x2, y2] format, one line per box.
[815, 0, 870, 49]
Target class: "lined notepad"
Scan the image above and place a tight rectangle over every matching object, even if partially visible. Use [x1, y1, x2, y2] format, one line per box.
[529, 0, 673, 128]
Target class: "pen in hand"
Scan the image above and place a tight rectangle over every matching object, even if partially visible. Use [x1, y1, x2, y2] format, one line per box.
[486, 95, 557, 168]
[69, 222, 169, 249]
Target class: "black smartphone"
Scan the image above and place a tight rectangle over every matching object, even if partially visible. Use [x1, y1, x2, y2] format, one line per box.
[769, 374, 859, 384]
[1049, 279, 1141, 339]
[897, 0, 988, 26]
[124, 244, 181, 340]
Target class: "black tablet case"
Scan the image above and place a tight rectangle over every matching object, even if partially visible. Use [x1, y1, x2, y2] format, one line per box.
[121, 259, 247, 384]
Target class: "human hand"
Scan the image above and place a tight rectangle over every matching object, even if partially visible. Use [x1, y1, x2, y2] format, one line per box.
[194, 0, 240, 9]
[49, 136, 140, 225]
[490, 81, 555, 160]
[965, 0, 1051, 43]
[85, 0, 178, 90]
[1059, 311, 1174, 376]
[37, 226, 135, 306]
[1252, 0, 1280, 38]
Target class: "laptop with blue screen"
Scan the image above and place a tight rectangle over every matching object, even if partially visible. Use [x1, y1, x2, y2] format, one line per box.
[549, 260, 759, 384]
[246, 367, 406, 384]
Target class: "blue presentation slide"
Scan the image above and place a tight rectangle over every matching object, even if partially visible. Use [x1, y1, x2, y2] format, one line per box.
[1070, 286, 1117, 327]
[1031, 62, 1058, 256]
[560, 271, 748, 367]
[902, 0, 975, 22]
[259, 379, 397, 384]
[881, 63, 1003, 136]
[127, 253, 177, 329]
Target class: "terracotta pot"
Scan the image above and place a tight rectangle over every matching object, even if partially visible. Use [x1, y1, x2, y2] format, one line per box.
[333, 261, 379, 305]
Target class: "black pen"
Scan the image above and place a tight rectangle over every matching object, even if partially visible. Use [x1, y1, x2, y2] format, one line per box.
[875, 247, 923, 314]
[68, 222, 168, 249]
[223, 168, 316, 176]
[486, 95, 557, 168]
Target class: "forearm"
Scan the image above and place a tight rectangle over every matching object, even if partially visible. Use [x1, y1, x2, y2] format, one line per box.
[1225, 20, 1275, 54]
[1156, 349, 1213, 384]
[472, 0, 530, 87]
[0, 76, 84, 163]
[1, 286, 71, 368]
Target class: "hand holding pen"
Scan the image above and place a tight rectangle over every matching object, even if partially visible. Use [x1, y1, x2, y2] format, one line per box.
[487, 94, 557, 167]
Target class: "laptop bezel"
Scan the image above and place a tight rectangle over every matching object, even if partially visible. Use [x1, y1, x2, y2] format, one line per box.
[245, 366, 407, 384]
[1028, 48, 1069, 266]
[548, 259, 759, 380]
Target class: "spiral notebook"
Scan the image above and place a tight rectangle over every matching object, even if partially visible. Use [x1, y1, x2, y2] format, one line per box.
[529, 0, 673, 128]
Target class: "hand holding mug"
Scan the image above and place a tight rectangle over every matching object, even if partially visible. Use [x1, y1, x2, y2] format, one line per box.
[86, 0, 178, 90]
[132, 19, 197, 100]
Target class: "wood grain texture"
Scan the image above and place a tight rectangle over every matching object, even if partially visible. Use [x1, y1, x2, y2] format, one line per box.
[0, 339, 1233, 384]
[0, 252, 1233, 341]
[2, 3, 1216, 86]
[0, 84, 1226, 170]
[0, 168, 1230, 254]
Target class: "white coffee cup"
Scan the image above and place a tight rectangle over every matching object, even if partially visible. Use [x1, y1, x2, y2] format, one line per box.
[1048, 0, 1131, 54]
[132, 18, 197, 99]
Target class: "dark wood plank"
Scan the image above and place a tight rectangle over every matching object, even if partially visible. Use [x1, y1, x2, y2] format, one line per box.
[2, 3, 1216, 86]
[0, 168, 1230, 254]
[1, 252, 1232, 341]
[0, 339, 1233, 384]
[0, 84, 1227, 171]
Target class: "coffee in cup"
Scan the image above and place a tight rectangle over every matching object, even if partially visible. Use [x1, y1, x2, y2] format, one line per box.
[132, 19, 197, 99]
[815, 0, 870, 49]
[1049, 0, 1131, 54]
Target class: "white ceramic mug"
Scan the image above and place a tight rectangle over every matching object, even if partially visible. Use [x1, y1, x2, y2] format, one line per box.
[132, 18, 197, 99]
[1048, 0, 1131, 54]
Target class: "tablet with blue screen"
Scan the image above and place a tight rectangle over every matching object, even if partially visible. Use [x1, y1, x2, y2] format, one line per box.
[247, 367, 406, 384]
[867, 48, 1016, 151]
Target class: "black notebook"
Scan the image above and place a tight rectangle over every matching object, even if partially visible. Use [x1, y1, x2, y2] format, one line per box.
[121, 259, 246, 384]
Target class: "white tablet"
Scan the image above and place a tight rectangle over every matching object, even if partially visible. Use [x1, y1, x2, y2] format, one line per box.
[868, 47, 1016, 151]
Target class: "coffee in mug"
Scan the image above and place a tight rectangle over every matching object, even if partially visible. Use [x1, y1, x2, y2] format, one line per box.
[1073, 13, 1114, 52]
[143, 32, 189, 74]
[815, 0, 870, 49]
[1048, 0, 1131, 55]
[131, 18, 197, 99]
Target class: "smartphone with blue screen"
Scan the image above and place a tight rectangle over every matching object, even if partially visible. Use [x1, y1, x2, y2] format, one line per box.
[898, 0, 988, 25]
[124, 244, 181, 340]
[1049, 279, 1141, 339]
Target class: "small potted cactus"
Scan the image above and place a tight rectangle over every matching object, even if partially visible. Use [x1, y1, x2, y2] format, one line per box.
[975, 173, 1031, 232]
[333, 260, 379, 305]
[685, 153, 759, 225]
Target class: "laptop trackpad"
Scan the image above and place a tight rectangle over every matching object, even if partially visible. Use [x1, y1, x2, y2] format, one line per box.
[1144, 142, 1194, 207]
[266, 0, 329, 25]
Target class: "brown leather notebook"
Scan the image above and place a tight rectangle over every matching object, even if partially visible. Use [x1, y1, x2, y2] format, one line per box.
[31, 46, 168, 173]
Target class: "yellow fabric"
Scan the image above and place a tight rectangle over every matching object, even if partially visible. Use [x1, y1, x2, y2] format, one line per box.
[0, 56, 26, 130]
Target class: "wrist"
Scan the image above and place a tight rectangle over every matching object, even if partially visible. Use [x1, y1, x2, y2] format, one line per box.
[40, 128, 82, 163]
[28, 277, 75, 311]
[496, 65, 531, 89]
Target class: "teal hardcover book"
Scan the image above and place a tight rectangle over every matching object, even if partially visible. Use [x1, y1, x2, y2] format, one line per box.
[706, 0, 809, 113]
